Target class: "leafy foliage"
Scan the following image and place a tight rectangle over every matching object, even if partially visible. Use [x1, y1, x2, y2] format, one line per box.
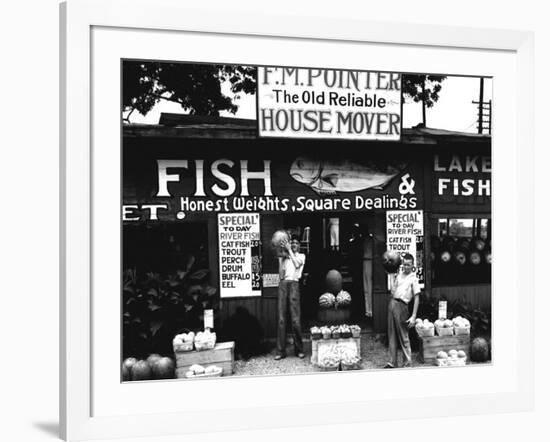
[122, 259, 219, 358]
[122, 61, 257, 120]
[402, 74, 447, 109]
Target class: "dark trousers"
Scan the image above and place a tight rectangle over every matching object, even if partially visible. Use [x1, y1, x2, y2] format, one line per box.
[387, 298, 412, 366]
[277, 280, 303, 356]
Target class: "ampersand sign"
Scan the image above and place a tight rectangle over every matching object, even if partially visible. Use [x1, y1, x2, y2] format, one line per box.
[398, 173, 416, 195]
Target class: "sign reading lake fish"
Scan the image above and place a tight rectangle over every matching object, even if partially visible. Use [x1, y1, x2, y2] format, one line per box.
[257, 67, 402, 140]
[218, 213, 262, 298]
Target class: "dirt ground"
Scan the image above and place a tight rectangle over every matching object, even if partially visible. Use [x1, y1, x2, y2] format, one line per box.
[233, 334, 425, 377]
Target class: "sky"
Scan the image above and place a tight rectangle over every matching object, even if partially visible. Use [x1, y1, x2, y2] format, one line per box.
[126, 73, 492, 134]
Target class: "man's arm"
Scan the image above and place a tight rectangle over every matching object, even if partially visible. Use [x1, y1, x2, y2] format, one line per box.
[389, 272, 398, 295]
[287, 249, 304, 269]
[406, 279, 421, 327]
[278, 257, 284, 279]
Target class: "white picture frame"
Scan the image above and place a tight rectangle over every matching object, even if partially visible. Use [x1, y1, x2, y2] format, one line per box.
[60, 0, 534, 440]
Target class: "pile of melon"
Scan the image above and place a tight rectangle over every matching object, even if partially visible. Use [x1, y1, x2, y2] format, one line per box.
[121, 354, 175, 381]
[319, 290, 351, 308]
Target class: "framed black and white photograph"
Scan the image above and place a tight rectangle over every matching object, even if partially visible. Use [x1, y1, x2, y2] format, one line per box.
[60, 0, 534, 440]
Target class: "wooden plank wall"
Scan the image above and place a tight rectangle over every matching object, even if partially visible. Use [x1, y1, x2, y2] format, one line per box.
[219, 297, 278, 338]
[430, 284, 491, 310]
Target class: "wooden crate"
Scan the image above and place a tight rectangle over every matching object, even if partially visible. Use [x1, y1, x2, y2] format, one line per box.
[419, 335, 470, 364]
[175, 341, 235, 378]
[311, 337, 361, 365]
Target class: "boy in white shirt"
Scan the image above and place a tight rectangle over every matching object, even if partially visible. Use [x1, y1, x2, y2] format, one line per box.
[275, 236, 306, 360]
[385, 253, 421, 368]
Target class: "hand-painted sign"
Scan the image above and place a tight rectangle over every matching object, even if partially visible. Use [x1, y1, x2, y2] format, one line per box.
[386, 210, 424, 286]
[218, 213, 261, 298]
[121, 154, 421, 222]
[258, 67, 401, 140]
[432, 154, 491, 208]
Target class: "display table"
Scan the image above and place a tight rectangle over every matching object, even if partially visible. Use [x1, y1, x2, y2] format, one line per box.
[317, 308, 351, 324]
[174, 341, 235, 378]
[419, 335, 470, 364]
[311, 337, 361, 365]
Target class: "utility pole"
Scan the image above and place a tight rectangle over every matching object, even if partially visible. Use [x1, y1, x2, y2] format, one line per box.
[477, 78, 484, 134]
[472, 77, 492, 134]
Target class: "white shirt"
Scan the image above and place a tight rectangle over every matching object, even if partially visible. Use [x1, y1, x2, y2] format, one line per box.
[390, 271, 421, 304]
[279, 253, 306, 281]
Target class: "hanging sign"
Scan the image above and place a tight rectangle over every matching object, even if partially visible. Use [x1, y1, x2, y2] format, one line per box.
[257, 67, 402, 140]
[218, 213, 261, 297]
[386, 210, 424, 286]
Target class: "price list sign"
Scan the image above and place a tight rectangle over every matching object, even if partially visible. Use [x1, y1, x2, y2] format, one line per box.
[218, 213, 261, 298]
[386, 210, 425, 286]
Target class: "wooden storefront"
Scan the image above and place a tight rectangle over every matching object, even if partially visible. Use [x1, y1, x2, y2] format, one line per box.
[123, 117, 491, 336]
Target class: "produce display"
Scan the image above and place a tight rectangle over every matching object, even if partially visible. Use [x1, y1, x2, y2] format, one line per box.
[415, 318, 435, 337]
[350, 324, 361, 338]
[131, 360, 152, 381]
[319, 292, 336, 308]
[312, 324, 361, 339]
[335, 290, 352, 307]
[194, 329, 217, 351]
[431, 234, 491, 284]
[452, 316, 471, 335]
[185, 364, 223, 378]
[339, 346, 361, 369]
[470, 337, 490, 362]
[172, 331, 195, 351]
[319, 290, 352, 309]
[151, 357, 175, 379]
[172, 330, 216, 352]
[434, 318, 454, 336]
[121, 357, 138, 381]
[320, 326, 332, 339]
[325, 270, 343, 294]
[435, 349, 467, 367]
[122, 354, 176, 381]
[310, 326, 322, 340]
[317, 345, 340, 369]
[316, 340, 361, 370]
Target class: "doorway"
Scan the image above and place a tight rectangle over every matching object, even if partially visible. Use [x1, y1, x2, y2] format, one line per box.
[282, 212, 375, 329]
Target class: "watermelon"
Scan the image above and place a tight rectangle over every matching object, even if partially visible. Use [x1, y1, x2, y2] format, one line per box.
[146, 353, 162, 368]
[271, 230, 290, 257]
[382, 251, 402, 273]
[319, 292, 336, 308]
[470, 337, 490, 362]
[336, 290, 352, 306]
[325, 269, 343, 294]
[152, 357, 175, 379]
[121, 357, 137, 382]
[131, 360, 153, 381]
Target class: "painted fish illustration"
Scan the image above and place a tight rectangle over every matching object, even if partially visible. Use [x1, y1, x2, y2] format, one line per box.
[289, 157, 406, 195]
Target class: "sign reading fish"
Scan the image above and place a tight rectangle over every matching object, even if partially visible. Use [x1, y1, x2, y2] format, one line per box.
[290, 157, 406, 195]
[258, 66, 402, 140]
